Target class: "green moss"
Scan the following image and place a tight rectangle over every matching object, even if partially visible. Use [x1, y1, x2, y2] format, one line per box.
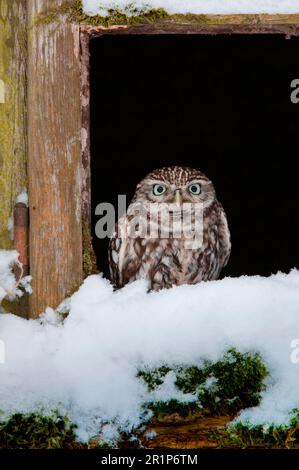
[137, 365, 172, 392]
[34, 0, 169, 27]
[0, 413, 85, 449]
[147, 399, 199, 419]
[93, 441, 112, 449]
[70, 0, 169, 26]
[138, 348, 268, 417]
[0, 350, 269, 449]
[212, 409, 299, 449]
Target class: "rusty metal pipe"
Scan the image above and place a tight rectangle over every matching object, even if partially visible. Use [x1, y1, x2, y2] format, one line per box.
[14, 202, 29, 277]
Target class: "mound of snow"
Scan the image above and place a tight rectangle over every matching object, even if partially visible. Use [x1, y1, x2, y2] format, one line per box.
[83, 0, 299, 16]
[1, 271, 299, 441]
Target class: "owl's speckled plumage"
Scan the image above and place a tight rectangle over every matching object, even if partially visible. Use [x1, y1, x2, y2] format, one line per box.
[109, 166, 231, 290]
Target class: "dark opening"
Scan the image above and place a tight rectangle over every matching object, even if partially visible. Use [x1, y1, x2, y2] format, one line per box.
[90, 34, 299, 280]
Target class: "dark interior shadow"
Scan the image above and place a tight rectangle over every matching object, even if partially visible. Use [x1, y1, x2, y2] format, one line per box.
[90, 34, 299, 280]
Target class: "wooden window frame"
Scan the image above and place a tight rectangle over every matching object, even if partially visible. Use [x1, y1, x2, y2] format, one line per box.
[27, 10, 299, 317]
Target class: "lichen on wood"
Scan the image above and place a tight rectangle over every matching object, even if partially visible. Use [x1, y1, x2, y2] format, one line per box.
[0, 0, 27, 249]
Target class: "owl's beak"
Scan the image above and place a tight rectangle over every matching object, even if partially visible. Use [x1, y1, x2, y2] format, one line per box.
[172, 190, 183, 205]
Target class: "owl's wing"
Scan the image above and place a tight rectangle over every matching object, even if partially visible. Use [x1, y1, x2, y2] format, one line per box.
[218, 204, 231, 268]
[108, 217, 144, 288]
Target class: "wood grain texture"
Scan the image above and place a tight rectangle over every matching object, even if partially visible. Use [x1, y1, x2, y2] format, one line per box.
[0, 0, 27, 249]
[83, 22, 299, 37]
[80, 30, 90, 227]
[81, 13, 299, 37]
[27, 0, 82, 317]
[164, 13, 299, 25]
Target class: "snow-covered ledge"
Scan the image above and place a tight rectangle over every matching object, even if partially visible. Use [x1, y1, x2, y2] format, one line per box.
[1, 271, 299, 441]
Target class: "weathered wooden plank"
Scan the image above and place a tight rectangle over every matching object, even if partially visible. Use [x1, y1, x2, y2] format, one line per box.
[83, 22, 299, 37]
[157, 13, 299, 25]
[80, 30, 91, 230]
[80, 13, 299, 36]
[80, 30, 98, 279]
[27, 0, 82, 317]
[0, 0, 27, 249]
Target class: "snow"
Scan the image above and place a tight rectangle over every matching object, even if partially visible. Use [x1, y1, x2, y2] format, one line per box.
[16, 190, 28, 207]
[7, 217, 14, 241]
[204, 375, 218, 391]
[19, 276, 33, 296]
[83, 0, 299, 16]
[1, 270, 299, 441]
[147, 370, 198, 404]
[0, 250, 32, 305]
[0, 251, 32, 310]
[144, 429, 157, 439]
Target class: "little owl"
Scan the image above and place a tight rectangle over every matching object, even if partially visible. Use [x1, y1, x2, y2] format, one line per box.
[109, 166, 231, 291]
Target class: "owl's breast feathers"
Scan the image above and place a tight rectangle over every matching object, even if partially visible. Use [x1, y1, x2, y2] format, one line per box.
[108, 200, 231, 291]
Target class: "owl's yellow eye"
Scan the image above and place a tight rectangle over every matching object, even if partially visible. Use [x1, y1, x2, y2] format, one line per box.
[153, 184, 167, 196]
[189, 183, 201, 195]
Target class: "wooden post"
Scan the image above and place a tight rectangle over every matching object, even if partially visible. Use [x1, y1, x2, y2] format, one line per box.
[27, 0, 83, 317]
[0, 0, 27, 249]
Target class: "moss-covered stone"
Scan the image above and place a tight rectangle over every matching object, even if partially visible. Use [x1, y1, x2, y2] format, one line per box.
[138, 348, 268, 417]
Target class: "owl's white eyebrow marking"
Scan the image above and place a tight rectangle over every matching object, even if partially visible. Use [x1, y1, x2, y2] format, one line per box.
[147, 180, 169, 186]
[188, 180, 211, 186]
